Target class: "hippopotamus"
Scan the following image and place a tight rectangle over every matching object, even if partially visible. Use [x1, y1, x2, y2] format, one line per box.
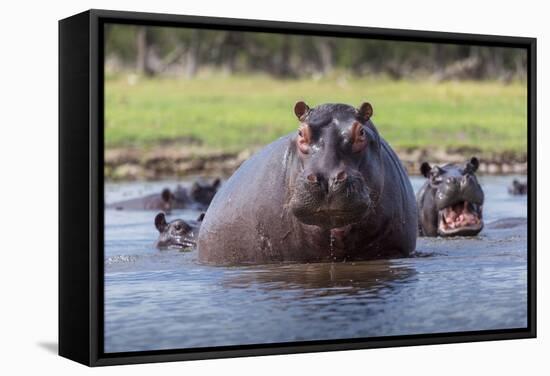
[197, 101, 418, 265]
[416, 158, 484, 237]
[154, 212, 204, 249]
[186, 178, 222, 208]
[106, 178, 221, 212]
[508, 179, 527, 195]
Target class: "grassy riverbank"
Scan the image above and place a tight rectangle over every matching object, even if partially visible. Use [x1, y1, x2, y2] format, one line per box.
[105, 74, 527, 154]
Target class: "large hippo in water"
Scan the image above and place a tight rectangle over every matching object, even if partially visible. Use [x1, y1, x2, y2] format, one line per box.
[198, 101, 417, 264]
[416, 158, 484, 237]
[106, 178, 221, 212]
[154, 212, 204, 249]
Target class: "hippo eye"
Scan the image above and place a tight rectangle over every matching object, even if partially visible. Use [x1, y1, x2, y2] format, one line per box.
[296, 125, 310, 154]
[174, 224, 182, 231]
[351, 124, 367, 153]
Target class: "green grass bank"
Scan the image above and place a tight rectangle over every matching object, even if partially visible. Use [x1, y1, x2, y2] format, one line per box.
[104, 74, 527, 180]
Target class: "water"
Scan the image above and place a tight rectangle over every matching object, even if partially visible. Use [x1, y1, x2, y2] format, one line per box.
[104, 176, 528, 353]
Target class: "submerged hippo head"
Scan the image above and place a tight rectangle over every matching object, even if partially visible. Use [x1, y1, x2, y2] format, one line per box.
[158, 188, 175, 212]
[107, 187, 175, 211]
[418, 157, 484, 237]
[154, 212, 204, 249]
[288, 101, 377, 229]
[189, 178, 221, 207]
[508, 179, 527, 196]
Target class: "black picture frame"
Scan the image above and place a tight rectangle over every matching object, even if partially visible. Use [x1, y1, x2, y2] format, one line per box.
[59, 8, 537, 367]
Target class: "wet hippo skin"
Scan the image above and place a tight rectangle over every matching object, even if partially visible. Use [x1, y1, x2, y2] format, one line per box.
[198, 101, 418, 265]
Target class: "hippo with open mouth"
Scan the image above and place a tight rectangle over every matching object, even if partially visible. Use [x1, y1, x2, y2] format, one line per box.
[197, 101, 418, 264]
[417, 158, 484, 237]
[154, 212, 204, 249]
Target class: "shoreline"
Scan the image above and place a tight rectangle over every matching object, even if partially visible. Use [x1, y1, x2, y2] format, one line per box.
[104, 146, 527, 181]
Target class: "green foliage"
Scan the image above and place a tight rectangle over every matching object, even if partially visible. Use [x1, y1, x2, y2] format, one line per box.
[104, 24, 138, 62]
[104, 24, 527, 79]
[104, 75, 527, 153]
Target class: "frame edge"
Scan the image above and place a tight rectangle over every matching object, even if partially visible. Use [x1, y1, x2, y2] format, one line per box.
[58, 8, 537, 367]
[59, 10, 93, 366]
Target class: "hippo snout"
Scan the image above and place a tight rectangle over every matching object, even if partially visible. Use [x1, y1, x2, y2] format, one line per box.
[290, 170, 372, 229]
[304, 169, 349, 194]
[445, 177, 457, 185]
[442, 174, 473, 187]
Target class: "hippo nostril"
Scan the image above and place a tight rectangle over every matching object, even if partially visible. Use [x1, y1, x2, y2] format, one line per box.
[306, 173, 318, 183]
[329, 170, 348, 192]
[335, 170, 347, 182]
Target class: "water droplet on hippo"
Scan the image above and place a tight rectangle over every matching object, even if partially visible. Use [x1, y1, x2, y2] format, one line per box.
[329, 233, 336, 259]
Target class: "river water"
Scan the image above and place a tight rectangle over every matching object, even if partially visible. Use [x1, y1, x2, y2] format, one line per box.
[104, 175, 528, 353]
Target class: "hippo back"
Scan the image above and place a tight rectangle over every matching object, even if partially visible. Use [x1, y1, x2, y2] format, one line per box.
[198, 135, 298, 264]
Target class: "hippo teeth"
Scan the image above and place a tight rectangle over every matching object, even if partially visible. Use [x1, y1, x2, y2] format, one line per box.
[171, 239, 196, 249]
[439, 201, 482, 233]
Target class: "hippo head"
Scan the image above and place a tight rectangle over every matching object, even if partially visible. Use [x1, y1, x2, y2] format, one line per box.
[509, 179, 527, 195]
[288, 101, 377, 229]
[159, 188, 175, 213]
[420, 157, 484, 236]
[189, 178, 221, 207]
[154, 212, 204, 249]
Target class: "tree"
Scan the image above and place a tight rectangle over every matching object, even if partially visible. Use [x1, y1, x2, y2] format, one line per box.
[136, 27, 155, 76]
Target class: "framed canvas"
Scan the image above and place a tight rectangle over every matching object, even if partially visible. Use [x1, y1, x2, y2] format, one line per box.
[59, 9, 536, 366]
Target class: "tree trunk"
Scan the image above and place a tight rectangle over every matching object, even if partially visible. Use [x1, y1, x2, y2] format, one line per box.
[315, 39, 334, 75]
[275, 35, 294, 78]
[136, 27, 154, 76]
[184, 30, 201, 79]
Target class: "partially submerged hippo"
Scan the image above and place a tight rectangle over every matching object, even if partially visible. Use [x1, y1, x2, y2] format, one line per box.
[508, 179, 527, 196]
[154, 212, 204, 249]
[417, 158, 484, 237]
[198, 101, 418, 264]
[106, 178, 221, 212]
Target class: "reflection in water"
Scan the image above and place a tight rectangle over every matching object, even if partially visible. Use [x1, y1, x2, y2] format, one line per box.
[224, 261, 416, 298]
[103, 176, 528, 353]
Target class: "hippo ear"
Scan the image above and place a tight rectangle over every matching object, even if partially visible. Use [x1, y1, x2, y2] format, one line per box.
[467, 157, 480, 173]
[294, 101, 310, 120]
[212, 178, 221, 189]
[190, 181, 200, 194]
[357, 102, 373, 121]
[197, 213, 205, 222]
[154, 213, 167, 233]
[420, 162, 432, 178]
[161, 188, 172, 203]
